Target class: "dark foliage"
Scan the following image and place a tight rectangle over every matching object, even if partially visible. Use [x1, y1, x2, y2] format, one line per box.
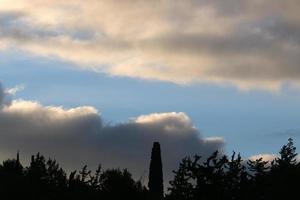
[0, 138, 299, 200]
[0, 153, 147, 200]
[167, 138, 300, 200]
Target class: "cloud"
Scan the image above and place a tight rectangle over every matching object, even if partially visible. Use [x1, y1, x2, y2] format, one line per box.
[249, 153, 300, 164]
[0, 83, 224, 183]
[248, 154, 277, 162]
[0, 0, 300, 91]
[5, 84, 25, 95]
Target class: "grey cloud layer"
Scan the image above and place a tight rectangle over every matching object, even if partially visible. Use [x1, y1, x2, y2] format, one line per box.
[1, 0, 300, 90]
[0, 83, 224, 182]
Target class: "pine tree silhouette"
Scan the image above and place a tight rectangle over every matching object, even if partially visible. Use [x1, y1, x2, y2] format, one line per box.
[167, 157, 195, 200]
[267, 138, 299, 199]
[148, 142, 164, 200]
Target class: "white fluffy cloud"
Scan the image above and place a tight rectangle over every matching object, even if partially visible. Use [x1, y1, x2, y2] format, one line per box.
[5, 84, 25, 95]
[249, 154, 300, 163]
[0, 83, 224, 182]
[0, 0, 300, 91]
[248, 154, 277, 162]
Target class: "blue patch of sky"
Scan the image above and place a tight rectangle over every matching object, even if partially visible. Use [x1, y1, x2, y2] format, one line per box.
[1, 50, 300, 157]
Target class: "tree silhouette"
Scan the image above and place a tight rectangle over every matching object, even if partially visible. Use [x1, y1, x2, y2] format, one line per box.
[148, 142, 164, 200]
[224, 151, 247, 200]
[1, 138, 300, 200]
[0, 152, 24, 199]
[167, 151, 229, 200]
[266, 138, 299, 199]
[246, 158, 269, 200]
[100, 168, 147, 200]
[274, 138, 297, 168]
[167, 157, 194, 200]
[167, 138, 300, 200]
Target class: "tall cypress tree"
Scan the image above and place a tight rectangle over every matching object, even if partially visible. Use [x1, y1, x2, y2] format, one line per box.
[148, 142, 164, 200]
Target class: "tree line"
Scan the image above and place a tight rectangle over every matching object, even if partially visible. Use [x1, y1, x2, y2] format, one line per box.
[0, 139, 299, 200]
[166, 138, 299, 200]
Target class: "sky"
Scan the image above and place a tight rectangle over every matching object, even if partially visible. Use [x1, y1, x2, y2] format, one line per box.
[0, 0, 300, 182]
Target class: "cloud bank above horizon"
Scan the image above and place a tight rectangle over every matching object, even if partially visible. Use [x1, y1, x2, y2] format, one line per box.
[0, 82, 224, 182]
[0, 0, 300, 91]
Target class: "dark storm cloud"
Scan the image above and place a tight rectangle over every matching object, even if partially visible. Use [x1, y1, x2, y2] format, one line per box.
[0, 85, 224, 182]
